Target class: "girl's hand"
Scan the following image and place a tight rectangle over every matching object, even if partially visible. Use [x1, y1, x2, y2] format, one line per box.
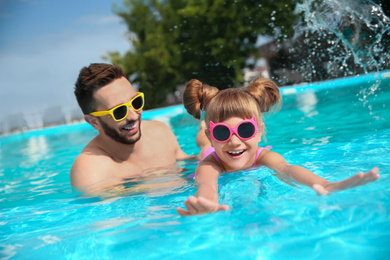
[176, 196, 229, 216]
[312, 167, 380, 195]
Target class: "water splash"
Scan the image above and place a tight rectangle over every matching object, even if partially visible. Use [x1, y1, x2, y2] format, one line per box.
[299, 1, 388, 66]
[288, 0, 390, 107]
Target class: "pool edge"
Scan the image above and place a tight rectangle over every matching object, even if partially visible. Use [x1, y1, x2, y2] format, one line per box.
[1, 69, 389, 141]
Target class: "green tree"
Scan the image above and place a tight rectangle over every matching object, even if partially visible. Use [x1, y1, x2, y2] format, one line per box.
[107, 0, 297, 108]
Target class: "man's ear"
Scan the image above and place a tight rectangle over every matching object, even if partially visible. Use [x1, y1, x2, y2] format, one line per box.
[84, 115, 100, 130]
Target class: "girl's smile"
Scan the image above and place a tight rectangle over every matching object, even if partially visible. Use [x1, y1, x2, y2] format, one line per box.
[227, 149, 244, 156]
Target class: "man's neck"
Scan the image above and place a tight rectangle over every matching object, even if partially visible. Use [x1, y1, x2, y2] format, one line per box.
[96, 134, 138, 162]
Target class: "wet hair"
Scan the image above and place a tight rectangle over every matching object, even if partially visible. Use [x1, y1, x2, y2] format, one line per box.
[182, 77, 281, 125]
[74, 63, 126, 114]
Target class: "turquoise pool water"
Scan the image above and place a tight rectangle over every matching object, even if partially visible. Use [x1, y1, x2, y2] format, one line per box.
[1, 71, 390, 259]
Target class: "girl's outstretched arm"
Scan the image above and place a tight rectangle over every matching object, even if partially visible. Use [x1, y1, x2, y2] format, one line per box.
[258, 150, 380, 195]
[312, 167, 379, 195]
[176, 159, 229, 216]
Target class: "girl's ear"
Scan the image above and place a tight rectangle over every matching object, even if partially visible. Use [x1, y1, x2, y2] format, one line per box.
[84, 115, 100, 130]
[205, 129, 214, 147]
[258, 122, 265, 133]
[257, 122, 265, 142]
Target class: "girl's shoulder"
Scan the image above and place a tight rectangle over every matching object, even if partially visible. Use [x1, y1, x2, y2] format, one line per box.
[256, 148, 287, 168]
[197, 154, 224, 172]
[256, 145, 272, 158]
[256, 148, 278, 164]
[200, 153, 221, 166]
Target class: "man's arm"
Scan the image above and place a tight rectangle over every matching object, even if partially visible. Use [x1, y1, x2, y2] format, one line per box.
[70, 153, 114, 192]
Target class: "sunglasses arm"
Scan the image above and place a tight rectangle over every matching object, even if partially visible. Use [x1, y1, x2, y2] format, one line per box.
[90, 111, 110, 117]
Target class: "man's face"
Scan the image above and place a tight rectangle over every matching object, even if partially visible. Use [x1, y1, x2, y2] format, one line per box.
[92, 77, 143, 144]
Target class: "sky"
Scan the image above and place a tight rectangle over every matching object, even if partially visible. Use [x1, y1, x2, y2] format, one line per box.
[0, 0, 130, 130]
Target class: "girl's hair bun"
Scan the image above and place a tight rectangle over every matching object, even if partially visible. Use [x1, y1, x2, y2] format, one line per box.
[183, 79, 219, 119]
[245, 77, 281, 112]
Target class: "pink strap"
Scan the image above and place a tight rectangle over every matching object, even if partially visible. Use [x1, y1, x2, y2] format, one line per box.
[254, 145, 271, 166]
[211, 152, 221, 164]
[202, 146, 221, 163]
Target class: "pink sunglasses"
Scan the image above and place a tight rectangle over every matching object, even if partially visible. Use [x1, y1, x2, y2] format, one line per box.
[209, 116, 259, 143]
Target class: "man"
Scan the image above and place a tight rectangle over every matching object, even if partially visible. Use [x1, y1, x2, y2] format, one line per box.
[71, 63, 192, 192]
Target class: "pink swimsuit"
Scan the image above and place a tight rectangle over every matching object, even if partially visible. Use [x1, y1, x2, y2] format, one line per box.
[202, 145, 271, 167]
[186, 146, 271, 179]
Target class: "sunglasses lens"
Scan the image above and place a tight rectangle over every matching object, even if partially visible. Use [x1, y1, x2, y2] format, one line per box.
[113, 105, 128, 120]
[237, 122, 255, 139]
[213, 125, 230, 142]
[132, 95, 144, 111]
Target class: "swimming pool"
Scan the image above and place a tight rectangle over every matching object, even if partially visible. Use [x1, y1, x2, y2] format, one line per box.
[1, 71, 390, 259]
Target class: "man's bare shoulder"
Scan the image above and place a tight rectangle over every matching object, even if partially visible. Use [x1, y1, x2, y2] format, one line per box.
[141, 119, 192, 160]
[70, 141, 114, 187]
[142, 120, 176, 138]
[142, 120, 170, 130]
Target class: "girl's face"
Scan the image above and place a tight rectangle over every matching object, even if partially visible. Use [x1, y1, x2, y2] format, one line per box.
[208, 116, 264, 172]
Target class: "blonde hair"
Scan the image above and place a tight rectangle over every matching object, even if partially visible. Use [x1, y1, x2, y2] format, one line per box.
[183, 77, 282, 125]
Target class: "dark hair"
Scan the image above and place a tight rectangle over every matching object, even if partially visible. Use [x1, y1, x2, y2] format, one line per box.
[182, 77, 281, 124]
[74, 63, 126, 114]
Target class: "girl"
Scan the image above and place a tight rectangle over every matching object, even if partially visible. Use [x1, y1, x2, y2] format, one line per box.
[176, 77, 380, 217]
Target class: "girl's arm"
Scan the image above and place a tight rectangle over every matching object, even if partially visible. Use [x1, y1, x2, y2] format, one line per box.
[194, 163, 220, 202]
[176, 158, 229, 216]
[258, 150, 380, 195]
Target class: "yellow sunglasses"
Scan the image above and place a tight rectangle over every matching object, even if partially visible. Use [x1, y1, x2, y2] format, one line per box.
[90, 92, 144, 121]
